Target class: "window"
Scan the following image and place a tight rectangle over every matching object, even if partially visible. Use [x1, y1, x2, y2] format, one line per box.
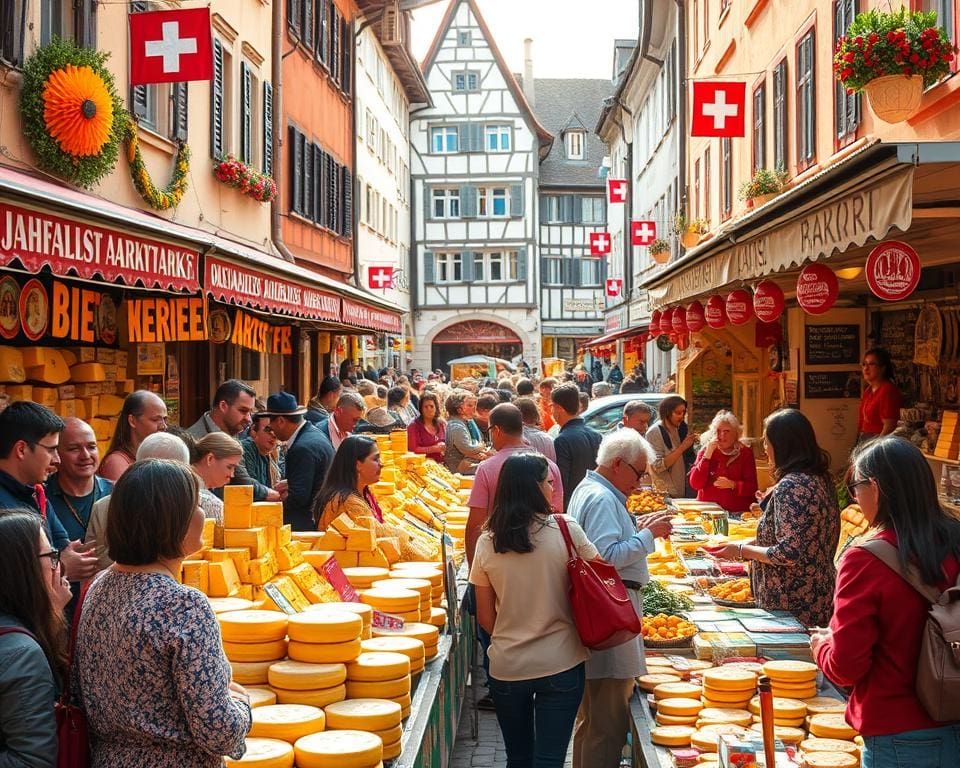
[453, 70, 480, 92]
[753, 83, 766, 173]
[922, 0, 954, 47]
[263, 82, 273, 174]
[565, 131, 584, 159]
[721, 137, 732, 219]
[704, 147, 711, 221]
[579, 259, 602, 286]
[239, 62, 257, 164]
[834, 0, 860, 144]
[478, 187, 508, 217]
[436, 253, 462, 283]
[485, 124, 511, 152]
[486, 252, 519, 282]
[40, 0, 95, 46]
[580, 197, 606, 224]
[288, 126, 351, 237]
[703, 0, 710, 50]
[773, 59, 788, 173]
[129, 3, 186, 141]
[796, 30, 816, 168]
[543, 256, 563, 285]
[209, 37, 230, 157]
[693, 0, 700, 59]
[694, 158, 701, 219]
[431, 188, 460, 219]
[457, 30, 472, 46]
[431, 126, 458, 153]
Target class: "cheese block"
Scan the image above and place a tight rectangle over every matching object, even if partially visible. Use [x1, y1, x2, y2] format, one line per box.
[223, 638, 287, 663]
[74, 347, 95, 362]
[265, 576, 311, 613]
[748, 696, 806, 719]
[690, 725, 748, 752]
[379, 538, 401, 564]
[346, 652, 411, 682]
[230, 660, 274, 685]
[657, 697, 704, 717]
[252, 501, 285, 527]
[808, 713, 859, 740]
[224, 737, 294, 767]
[800, 738, 861, 756]
[250, 704, 326, 744]
[208, 597, 255, 614]
[277, 542, 304, 571]
[31, 386, 58, 406]
[247, 553, 280, 585]
[4, 384, 33, 401]
[655, 713, 698, 726]
[247, 688, 278, 709]
[360, 637, 425, 663]
[802, 754, 859, 767]
[702, 667, 758, 692]
[762, 659, 818, 682]
[209, 549, 252, 581]
[653, 682, 702, 700]
[318, 530, 347, 551]
[54, 399, 76, 418]
[293, 730, 383, 768]
[372, 622, 438, 647]
[650, 725, 695, 747]
[181, 560, 209, 593]
[307, 602, 374, 626]
[324, 698, 403, 731]
[224, 484, 254, 507]
[269, 661, 348, 692]
[69, 363, 107, 382]
[638, 673, 682, 692]
[333, 552, 360, 569]
[279, 524, 292, 546]
[224, 503, 254, 530]
[224, 527, 269, 558]
[287, 611, 363, 644]
[288, 639, 362, 664]
[342, 567, 390, 588]
[96, 393, 124, 416]
[345, 676, 410, 700]
[274, 684, 347, 708]
[24, 348, 70, 383]
[346, 529, 376, 553]
[208, 559, 242, 598]
[0, 348, 26, 383]
[203, 517, 216, 548]
[803, 697, 847, 715]
[298, 550, 333, 572]
[218, 610, 288, 643]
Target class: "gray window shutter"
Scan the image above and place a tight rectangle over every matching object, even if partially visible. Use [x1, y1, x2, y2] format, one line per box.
[304, 142, 314, 223]
[423, 187, 432, 221]
[340, 14, 352, 97]
[462, 251, 475, 282]
[517, 248, 527, 281]
[331, 6, 341, 85]
[561, 195, 575, 223]
[303, 0, 314, 50]
[211, 38, 225, 159]
[510, 183, 524, 217]
[571, 258, 582, 287]
[263, 81, 273, 174]
[130, 2, 148, 119]
[240, 62, 252, 163]
[457, 124, 469, 151]
[471, 123, 483, 152]
[313, 148, 324, 223]
[423, 252, 435, 284]
[327, 153, 338, 231]
[171, 83, 188, 142]
[289, 126, 302, 214]
[342, 165, 353, 237]
[460, 185, 477, 217]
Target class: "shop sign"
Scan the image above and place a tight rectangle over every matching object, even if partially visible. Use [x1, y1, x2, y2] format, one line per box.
[726, 289, 753, 326]
[796, 264, 839, 315]
[656, 334, 675, 352]
[230, 309, 293, 355]
[865, 240, 921, 301]
[205, 256, 340, 322]
[562, 297, 604, 313]
[686, 300, 706, 332]
[753, 280, 785, 322]
[342, 298, 402, 334]
[50, 280, 120, 345]
[705, 295, 727, 328]
[605, 311, 623, 332]
[0, 201, 200, 291]
[671, 306, 687, 333]
[127, 295, 207, 343]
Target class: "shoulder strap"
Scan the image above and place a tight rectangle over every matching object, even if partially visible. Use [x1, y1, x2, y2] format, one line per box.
[658, 424, 673, 450]
[0, 626, 37, 641]
[859, 539, 942, 604]
[552, 514, 577, 559]
[60, 581, 91, 702]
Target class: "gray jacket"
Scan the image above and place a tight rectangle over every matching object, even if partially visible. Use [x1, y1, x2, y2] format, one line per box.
[0, 613, 58, 767]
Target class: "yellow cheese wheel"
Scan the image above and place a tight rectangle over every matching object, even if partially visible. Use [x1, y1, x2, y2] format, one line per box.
[268, 661, 347, 692]
[808, 713, 859, 740]
[653, 682, 702, 700]
[802, 754, 859, 768]
[655, 713, 698, 726]
[394, 610, 422, 623]
[690, 725, 748, 752]
[638, 673, 683, 692]
[644, 656, 676, 669]
[374, 622, 439, 646]
[249, 704, 326, 743]
[676, 659, 714, 673]
[287, 611, 363, 644]
[390, 692, 412, 710]
[701, 699, 753, 712]
[288, 639, 362, 664]
[381, 738, 401, 760]
[697, 756, 720, 765]
[345, 676, 411, 700]
[748, 723, 806, 744]
[360, 636, 426, 663]
[657, 697, 704, 717]
[231, 661, 274, 685]
[721, 661, 764, 675]
[650, 725, 695, 747]
[293, 730, 383, 768]
[247, 687, 278, 709]
[306, 602, 374, 626]
[209, 597, 256, 614]
[219, 610, 289, 643]
[341, 567, 391, 588]
[772, 686, 818, 701]
[371, 724, 403, 746]
[747, 696, 807, 719]
[224, 639, 288, 663]
[696, 708, 753, 727]
[803, 697, 847, 715]
[427, 607, 447, 627]
[224, 737, 294, 767]
[324, 698, 403, 731]
[701, 667, 758, 692]
[372, 578, 431, 598]
[273, 684, 347, 709]
[761, 659, 818, 682]
[751, 714, 807, 728]
[347, 652, 412, 682]
[800, 738, 861, 756]
[389, 565, 443, 586]
[360, 588, 421, 612]
[701, 686, 757, 704]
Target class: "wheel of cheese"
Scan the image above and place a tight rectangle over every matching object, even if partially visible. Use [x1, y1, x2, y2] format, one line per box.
[390, 692, 412, 710]
[395, 610, 422, 623]
[644, 656, 676, 669]
[701, 685, 758, 704]
[696, 708, 753, 727]
[288, 639, 362, 664]
[697, 755, 720, 765]
[287, 611, 363, 644]
[800, 738, 860, 756]
[347, 651, 411, 681]
[803, 697, 847, 715]
[802, 753, 859, 767]
[390, 565, 443, 586]
[653, 682, 702, 700]
[428, 607, 447, 627]
[209, 597, 256, 614]
[361, 636, 426, 663]
[224, 639, 288, 663]
[371, 724, 403, 746]
[373, 622, 440, 646]
[324, 698, 403, 731]
[305, 602, 374, 626]
[247, 687, 278, 709]
[677, 659, 714, 672]
[657, 697, 704, 717]
[372, 578, 431, 598]
[224, 737, 294, 767]
[381, 737, 401, 761]
[748, 723, 806, 744]
[268, 661, 347, 691]
[701, 667, 758, 692]
[650, 725, 695, 747]
[720, 661, 764, 675]
[761, 659, 818, 682]
[219, 610, 289, 643]
[273, 684, 346, 708]
[360, 587, 420, 612]
[701, 697, 752, 711]
[293, 730, 383, 768]
[345, 675, 411, 699]
[638, 673, 682, 692]
[772, 685, 818, 701]
[342, 567, 390, 588]
[656, 713, 698, 726]
[750, 714, 807, 728]
[423, 642, 439, 660]
[249, 704, 326, 743]
[808, 713, 859, 740]
[690, 725, 747, 752]
[747, 696, 806, 719]
[231, 660, 274, 685]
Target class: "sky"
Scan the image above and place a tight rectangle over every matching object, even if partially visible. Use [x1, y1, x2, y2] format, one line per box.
[409, 0, 641, 80]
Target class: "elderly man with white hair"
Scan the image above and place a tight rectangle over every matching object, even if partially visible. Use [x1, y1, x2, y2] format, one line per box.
[568, 428, 673, 768]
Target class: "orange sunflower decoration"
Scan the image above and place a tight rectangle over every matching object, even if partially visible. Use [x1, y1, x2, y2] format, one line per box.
[42, 64, 114, 158]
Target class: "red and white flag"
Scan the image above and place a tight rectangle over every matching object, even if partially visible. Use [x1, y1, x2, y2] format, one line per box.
[607, 178, 628, 204]
[368, 266, 394, 290]
[691, 81, 746, 137]
[631, 220, 657, 246]
[589, 232, 612, 257]
[129, 8, 213, 85]
[605, 278, 622, 298]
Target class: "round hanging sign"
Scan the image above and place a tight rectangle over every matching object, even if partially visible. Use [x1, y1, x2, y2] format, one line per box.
[686, 300, 706, 332]
[726, 289, 753, 326]
[705, 295, 727, 329]
[656, 334, 675, 352]
[865, 240, 921, 301]
[753, 280, 785, 322]
[796, 263, 839, 315]
[649, 309, 662, 336]
[672, 306, 688, 333]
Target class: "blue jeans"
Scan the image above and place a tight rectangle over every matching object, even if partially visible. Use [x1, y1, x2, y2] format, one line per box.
[863, 724, 960, 768]
[488, 663, 585, 768]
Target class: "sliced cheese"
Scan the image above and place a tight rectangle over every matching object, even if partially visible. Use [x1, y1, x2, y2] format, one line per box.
[223, 737, 294, 767]
[287, 611, 363, 644]
[345, 676, 411, 700]
[218, 610, 289, 643]
[268, 661, 347, 692]
[324, 698, 402, 731]
[346, 652, 411, 682]
[250, 704, 326, 744]
[274, 684, 347, 709]
[288, 639, 362, 664]
[230, 660, 274, 685]
[223, 639, 287, 663]
[293, 730, 383, 768]
[246, 688, 278, 709]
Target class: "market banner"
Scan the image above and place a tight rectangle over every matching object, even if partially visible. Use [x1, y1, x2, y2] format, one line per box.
[229, 309, 293, 356]
[0, 201, 200, 292]
[342, 298, 403, 335]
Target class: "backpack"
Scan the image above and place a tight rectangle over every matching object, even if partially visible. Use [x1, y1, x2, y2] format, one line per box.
[860, 539, 960, 722]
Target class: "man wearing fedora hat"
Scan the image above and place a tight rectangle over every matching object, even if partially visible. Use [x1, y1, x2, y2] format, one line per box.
[262, 391, 334, 531]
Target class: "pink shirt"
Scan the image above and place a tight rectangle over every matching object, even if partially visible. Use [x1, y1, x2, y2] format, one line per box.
[327, 414, 347, 450]
[467, 443, 565, 517]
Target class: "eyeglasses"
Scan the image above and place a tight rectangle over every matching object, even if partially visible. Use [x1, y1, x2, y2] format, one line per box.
[861, 361, 879, 368]
[30, 442, 60, 456]
[847, 478, 872, 498]
[38, 549, 61, 571]
[625, 460, 650, 483]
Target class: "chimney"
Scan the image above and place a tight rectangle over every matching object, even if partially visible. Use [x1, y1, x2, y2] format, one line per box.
[523, 37, 535, 107]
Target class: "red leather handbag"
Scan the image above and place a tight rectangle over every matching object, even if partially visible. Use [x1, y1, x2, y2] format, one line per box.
[554, 514, 643, 650]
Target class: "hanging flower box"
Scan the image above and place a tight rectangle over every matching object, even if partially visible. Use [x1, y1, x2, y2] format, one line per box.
[649, 238, 671, 264]
[213, 155, 277, 203]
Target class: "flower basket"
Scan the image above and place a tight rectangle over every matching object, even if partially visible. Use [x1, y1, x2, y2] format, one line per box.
[864, 74, 924, 122]
[681, 229, 700, 249]
[649, 238, 671, 264]
[213, 155, 277, 203]
[753, 192, 777, 207]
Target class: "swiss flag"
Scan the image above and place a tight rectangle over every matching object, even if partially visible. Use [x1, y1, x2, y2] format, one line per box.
[129, 8, 213, 85]
[691, 81, 746, 137]
[607, 178, 628, 204]
[605, 278, 622, 298]
[631, 220, 657, 246]
[589, 232, 612, 257]
[368, 266, 394, 290]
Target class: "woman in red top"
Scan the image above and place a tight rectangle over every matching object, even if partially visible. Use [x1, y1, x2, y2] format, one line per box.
[688, 410, 758, 513]
[406, 391, 446, 463]
[858, 347, 902, 440]
[812, 437, 960, 766]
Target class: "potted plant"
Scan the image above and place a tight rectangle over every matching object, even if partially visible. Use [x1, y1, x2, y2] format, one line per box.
[672, 212, 688, 237]
[834, 8, 955, 123]
[738, 168, 789, 207]
[649, 238, 671, 264]
[213, 155, 278, 203]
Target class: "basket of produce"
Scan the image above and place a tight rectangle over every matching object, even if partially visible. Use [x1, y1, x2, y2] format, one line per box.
[642, 613, 697, 647]
[708, 577, 756, 607]
[628, 489, 669, 514]
[643, 579, 694, 616]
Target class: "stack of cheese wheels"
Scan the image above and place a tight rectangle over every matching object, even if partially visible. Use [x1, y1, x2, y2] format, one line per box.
[444, 507, 468, 543]
[361, 636, 426, 675]
[762, 660, 819, 700]
[249, 704, 326, 744]
[656, 697, 703, 727]
[391, 564, 444, 607]
[224, 737, 294, 767]
[246, 687, 279, 709]
[342, 567, 390, 590]
[208, 597, 255, 614]
[653, 681, 702, 703]
[669, 658, 714, 681]
[286, 610, 363, 665]
[268, 660, 348, 708]
[346, 651, 412, 721]
[293, 730, 383, 768]
[748, 695, 807, 727]
[803, 696, 847, 715]
[372, 622, 440, 661]
[808, 713, 859, 741]
[372, 578, 432, 621]
[701, 667, 758, 710]
[219, 611, 289, 684]
[690, 724, 750, 753]
[306, 602, 374, 641]
[360, 587, 421, 624]
[325, 699, 404, 761]
[800, 738, 861, 766]
[650, 725, 696, 748]
[696, 708, 753, 728]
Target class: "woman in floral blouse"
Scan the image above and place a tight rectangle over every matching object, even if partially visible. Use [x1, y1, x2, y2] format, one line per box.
[709, 409, 839, 627]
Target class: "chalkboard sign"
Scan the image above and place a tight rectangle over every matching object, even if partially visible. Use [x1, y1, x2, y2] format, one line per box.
[804, 371, 861, 400]
[805, 325, 861, 365]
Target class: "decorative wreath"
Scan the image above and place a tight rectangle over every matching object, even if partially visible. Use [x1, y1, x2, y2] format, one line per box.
[125, 119, 190, 210]
[20, 37, 126, 188]
[214, 155, 278, 203]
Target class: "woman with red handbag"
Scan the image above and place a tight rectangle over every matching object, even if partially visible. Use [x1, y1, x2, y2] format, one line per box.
[0, 509, 73, 766]
[469, 453, 598, 767]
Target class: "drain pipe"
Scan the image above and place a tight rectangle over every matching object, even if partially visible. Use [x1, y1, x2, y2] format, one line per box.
[270, 0, 296, 263]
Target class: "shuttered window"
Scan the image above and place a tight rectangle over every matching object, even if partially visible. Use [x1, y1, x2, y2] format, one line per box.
[240, 62, 253, 164]
[342, 166, 353, 237]
[303, 0, 314, 50]
[721, 137, 732, 219]
[773, 60, 787, 175]
[752, 83, 765, 173]
[331, 5, 341, 85]
[289, 125, 304, 214]
[129, 2, 153, 128]
[211, 38, 225, 158]
[834, 0, 860, 145]
[796, 30, 816, 168]
[316, 0, 330, 68]
[262, 82, 273, 174]
[340, 13, 352, 97]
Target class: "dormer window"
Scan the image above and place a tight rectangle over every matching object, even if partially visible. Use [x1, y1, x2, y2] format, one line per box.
[458, 30, 472, 46]
[565, 130, 584, 160]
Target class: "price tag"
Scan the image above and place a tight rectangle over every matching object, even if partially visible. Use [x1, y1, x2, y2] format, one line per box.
[372, 611, 405, 630]
[262, 583, 297, 615]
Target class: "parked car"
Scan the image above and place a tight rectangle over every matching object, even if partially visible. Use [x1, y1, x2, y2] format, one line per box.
[580, 393, 669, 435]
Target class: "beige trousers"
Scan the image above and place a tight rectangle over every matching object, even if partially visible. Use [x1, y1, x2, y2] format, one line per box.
[571, 677, 635, 768]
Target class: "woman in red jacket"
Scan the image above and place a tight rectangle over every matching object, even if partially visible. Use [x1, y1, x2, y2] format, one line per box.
[688, 410, 758, 513]
[812, 437, 960, 767]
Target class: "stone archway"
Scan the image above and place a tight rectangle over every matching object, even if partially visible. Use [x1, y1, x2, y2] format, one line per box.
[425, 316, 531, 373]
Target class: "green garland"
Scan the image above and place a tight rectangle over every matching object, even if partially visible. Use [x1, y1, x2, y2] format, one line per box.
[126, 119, 190, 210]
[20, 37, 126, 188]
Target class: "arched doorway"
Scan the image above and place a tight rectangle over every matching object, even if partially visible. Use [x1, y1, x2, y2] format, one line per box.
[431, 319, 522, 372]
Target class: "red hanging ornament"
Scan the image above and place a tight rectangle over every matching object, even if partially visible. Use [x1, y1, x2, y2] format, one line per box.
[753, 280, 785, 322]
[686, 300, 706, 332]
[705, 295, 727, 328]
[796, 263, 839, 315]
